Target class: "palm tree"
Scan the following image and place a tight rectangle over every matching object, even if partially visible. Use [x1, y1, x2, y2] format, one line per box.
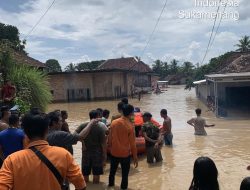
[64, 63, 76, 72]
[170, 59, 178, 74]
[235, 35, 250, 52]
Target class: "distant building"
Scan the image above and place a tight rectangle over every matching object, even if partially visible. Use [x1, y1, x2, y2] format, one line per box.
[48, 57, 154, 102]
[194, 72, 250, 118]
[13, 52, 46, 70]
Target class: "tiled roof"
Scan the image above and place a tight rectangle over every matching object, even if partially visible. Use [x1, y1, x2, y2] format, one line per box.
[13, 52, 46, 68]
[98, 57, 152, 73]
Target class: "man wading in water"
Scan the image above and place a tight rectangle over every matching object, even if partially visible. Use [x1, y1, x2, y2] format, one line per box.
[187, 108, 215, 136]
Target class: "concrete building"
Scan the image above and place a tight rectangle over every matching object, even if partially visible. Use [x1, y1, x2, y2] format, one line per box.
[194, 72, 250, 118]
[48, 57, 154, 102]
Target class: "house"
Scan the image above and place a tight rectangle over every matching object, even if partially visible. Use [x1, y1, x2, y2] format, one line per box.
[13, 52, 46, 70]
[194, 72, 250, 118]
[48, 57, 154, 102]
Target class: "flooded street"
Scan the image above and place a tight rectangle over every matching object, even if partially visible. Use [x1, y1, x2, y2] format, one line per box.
[49, 85, 250, 190]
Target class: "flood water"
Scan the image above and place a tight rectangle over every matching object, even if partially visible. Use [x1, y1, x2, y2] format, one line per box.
[49, 85, 250, 190]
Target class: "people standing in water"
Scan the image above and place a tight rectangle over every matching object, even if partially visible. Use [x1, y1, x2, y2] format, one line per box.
[111, 102, 124, 122]
[61, 110, 70, 133]
[160, 109, 173, 146]
[108, 104, 138, 190]
[102, 109, 110, 126]
[75, 110, 106, 184]
[189, 156, 219, 190]
[142, 112, 163, 164]
[187, 108, 215, 136]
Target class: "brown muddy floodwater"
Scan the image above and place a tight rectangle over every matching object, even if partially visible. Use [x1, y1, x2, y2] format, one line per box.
[48, 85, 250, 190]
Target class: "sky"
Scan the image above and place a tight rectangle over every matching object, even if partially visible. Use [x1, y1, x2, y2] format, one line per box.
[0, 0, 249, 69]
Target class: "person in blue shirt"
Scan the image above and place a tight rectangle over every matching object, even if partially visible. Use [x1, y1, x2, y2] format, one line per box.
[0, 114, 25, 160]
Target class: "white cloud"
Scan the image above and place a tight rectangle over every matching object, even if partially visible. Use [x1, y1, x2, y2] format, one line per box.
[0, 0, 248, 67]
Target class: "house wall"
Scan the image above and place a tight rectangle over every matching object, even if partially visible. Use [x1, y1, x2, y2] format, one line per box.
[195, 83, 207, 104]
[48, 71, 152, 102]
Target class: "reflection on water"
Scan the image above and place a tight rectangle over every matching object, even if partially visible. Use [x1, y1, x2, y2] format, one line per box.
[49, 85, 250, 190]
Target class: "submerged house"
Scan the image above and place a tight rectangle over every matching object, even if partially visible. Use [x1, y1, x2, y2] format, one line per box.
[194, 72, 250, 118]
[48, 57, 154, 102]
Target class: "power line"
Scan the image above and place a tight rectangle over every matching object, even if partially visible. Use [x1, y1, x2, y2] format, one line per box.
[200, 0, 222, 65]
[210, 2, 228, 47]
[24, 0, 56, 40]
[128, 0, 169, 71]
[140, 0, 169, 59]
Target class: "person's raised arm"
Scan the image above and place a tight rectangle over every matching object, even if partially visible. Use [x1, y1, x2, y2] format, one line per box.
[77, 119, 100, 141]
[187, 118, 195, 127]
[205, 124, 215, 127]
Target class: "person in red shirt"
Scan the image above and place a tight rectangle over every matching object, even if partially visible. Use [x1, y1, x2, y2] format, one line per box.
[108, 104, 138, 190]
[2, 80, 16, 104]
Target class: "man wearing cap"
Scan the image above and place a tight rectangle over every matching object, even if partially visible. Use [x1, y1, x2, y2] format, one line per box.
[142, 112, 163, 164]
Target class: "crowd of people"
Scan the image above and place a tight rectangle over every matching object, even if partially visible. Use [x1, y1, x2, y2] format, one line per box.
[0, 97, 249, 190]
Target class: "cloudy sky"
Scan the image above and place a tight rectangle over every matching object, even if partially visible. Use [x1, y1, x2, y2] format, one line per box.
[0, 0, 249, 69]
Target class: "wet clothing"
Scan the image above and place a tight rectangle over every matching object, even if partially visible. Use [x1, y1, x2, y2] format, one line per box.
[0, 140, 85, 190]
[0, 128, 25, 158]
[75, 122, 106, 176]
[82, 150, 104, 175]
[75, 122, 106, 151]
[47, 129, 79, 155]
[142, 122, 160, 147]
[142, 122, 163, 163]
[109, 155, 131, 189]
[190, 116, 207, 136]
[146, 146, 163, 163]
[164, 133, 173, 145]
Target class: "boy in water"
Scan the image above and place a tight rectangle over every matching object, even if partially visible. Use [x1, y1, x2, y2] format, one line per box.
[160, 109, 173, 146]
[142, 112, 163, 164]
[187, 108, 215, 136]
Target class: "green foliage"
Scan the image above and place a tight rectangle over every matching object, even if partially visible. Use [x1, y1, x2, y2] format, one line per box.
[64, 60, 105, 72]
[235, 35, 250, 52]
[14, 97, 31, 114]
[75, 60, 105, 71]
[169, 59, 179, 74]
[8, 64, 52, 112]
[0, 23, 26, 53]
[0, 50, 14, 82]
[152, 60, 169, 79]
[64, 63, 76, 72]
[45, 59, 62, 73]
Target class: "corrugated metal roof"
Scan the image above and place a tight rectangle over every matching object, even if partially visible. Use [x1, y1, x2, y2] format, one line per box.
[193, 79, 206, 84]
[205, 72, 250, 78]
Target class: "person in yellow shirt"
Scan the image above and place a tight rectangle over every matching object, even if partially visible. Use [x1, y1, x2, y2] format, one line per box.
[0, 113, 86, 190]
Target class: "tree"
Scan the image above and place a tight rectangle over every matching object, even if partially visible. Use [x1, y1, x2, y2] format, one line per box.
[0, 23, 26, 53]
[75, 60, 104, 71]
[182, 61, 194, 76]
[169, 59, 179, 74]
[235, 35, 250, 52]
[152, 60, 163, 77]
[65, 63, 76, 72]
[45, 59, 62, 73]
